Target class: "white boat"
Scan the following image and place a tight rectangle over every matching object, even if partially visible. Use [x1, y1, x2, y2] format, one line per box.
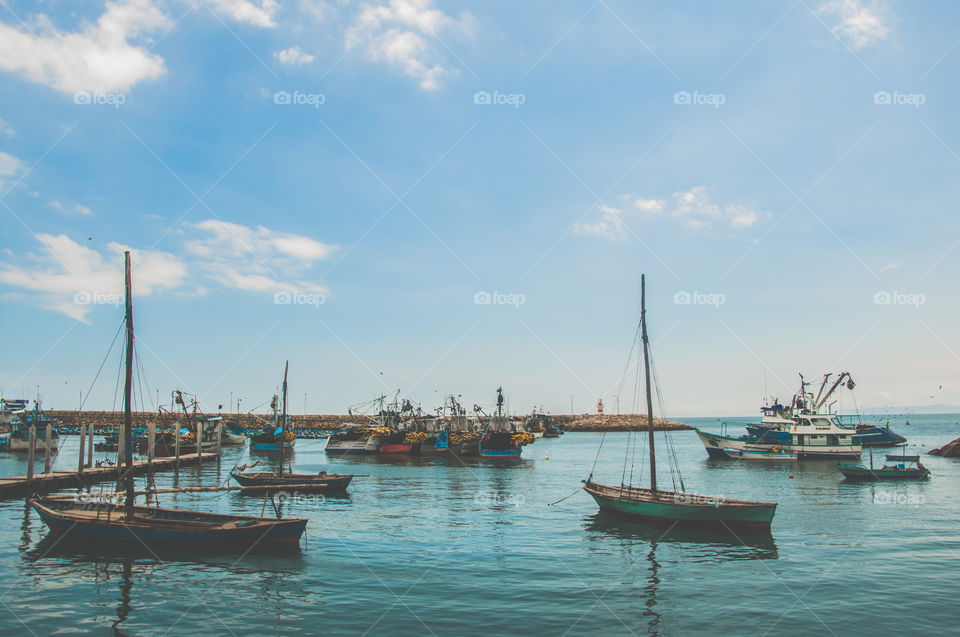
[696, 374, 861, 460]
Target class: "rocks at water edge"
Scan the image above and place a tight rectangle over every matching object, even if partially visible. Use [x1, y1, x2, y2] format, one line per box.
[928, 436, 960, 457]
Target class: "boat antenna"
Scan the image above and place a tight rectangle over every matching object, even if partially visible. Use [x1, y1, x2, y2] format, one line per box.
[279, 361, 289, 478]
[641, 274, 657, 494]
[122, 251, 136, 520]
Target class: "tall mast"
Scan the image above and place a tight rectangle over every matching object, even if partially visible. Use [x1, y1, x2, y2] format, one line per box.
[123, 251, 135, 519]
[278, 361, 289, 478]
[641, 274, 657, 494]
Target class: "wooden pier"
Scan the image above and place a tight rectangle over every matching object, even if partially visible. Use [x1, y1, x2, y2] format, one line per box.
[0, 452, 219, 500]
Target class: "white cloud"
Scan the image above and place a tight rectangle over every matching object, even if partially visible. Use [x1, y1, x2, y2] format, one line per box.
[818, 0, 890, 49]
[0, 0, 170, 94]
[576, 187, 766, 239]
[50, 200, 94, 215]
[0, 234, 187, 321]
[207, 0, 279, 28]
[573, 205, 628, 241]
[185, 219, 336, 294]
[0, 220, 337, 319]
[632, 197, 665, 214]
[0, 150, 20, 189]
[275, 46, 316, 64]
[346, 0, 471, 90]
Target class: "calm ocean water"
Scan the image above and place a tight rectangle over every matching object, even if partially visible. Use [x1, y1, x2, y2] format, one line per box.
[0, 414, 957, 636]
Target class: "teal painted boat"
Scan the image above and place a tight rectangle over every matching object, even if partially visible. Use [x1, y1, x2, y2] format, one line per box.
[583, 275, 778, 530]
[583, 481, 777, 528]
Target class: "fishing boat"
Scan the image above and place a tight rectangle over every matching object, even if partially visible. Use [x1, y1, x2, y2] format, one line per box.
[5, 398, 60, 452]
[477, 388, 533, 459]
[839, 448, 931, 481]
[30, 252, 307, 549]
[583, 275, 777, 529]
[232, 363, 360, 493]
[249, 394, 296, 453]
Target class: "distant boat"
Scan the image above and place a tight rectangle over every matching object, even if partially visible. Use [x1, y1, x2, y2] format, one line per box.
[477, 388, 532, 459]
[583, 275, 777, 529]
[31, 252, 306, 549]
[249, 393, 295, 453]
[232, 362, 360, 494]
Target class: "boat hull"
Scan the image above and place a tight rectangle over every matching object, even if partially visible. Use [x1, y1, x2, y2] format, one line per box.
[379, 443, 413, 454]
[838, 465, 931, 481]
[583, 481, 776, 529]
[697, 430, 861, 460]
[31, 500, 306, 547]
[231, 472, 353, 492]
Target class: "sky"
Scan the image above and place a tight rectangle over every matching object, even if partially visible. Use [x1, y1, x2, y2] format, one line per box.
[0, 0, 958, 418]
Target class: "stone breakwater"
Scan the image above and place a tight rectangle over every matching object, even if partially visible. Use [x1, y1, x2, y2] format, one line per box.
[49, 411, 691, 432]
[551, 414, 692, 432]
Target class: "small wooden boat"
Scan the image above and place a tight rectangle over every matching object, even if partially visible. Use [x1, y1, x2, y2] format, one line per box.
[31, 498, 306, 546]
[231, 470, 355, 492]
[839, 452, 930, 481]
[583, 275, 778, 529]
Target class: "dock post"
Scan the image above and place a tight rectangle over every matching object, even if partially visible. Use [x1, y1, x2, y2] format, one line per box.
[87, 422, 93, 467]
[26, 425, 36, 483]
[44, 422, 52, 474]
[117, 421, 125, 481]
[197, 419, 204, 463]
[148, 421, 155, 465]
[78, 420, 86, 474]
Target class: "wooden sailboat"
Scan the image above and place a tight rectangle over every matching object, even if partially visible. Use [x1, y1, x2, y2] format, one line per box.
[582, 275, 777, 529]
[231, 362, 359, 493]
[31, 252, 307, 547]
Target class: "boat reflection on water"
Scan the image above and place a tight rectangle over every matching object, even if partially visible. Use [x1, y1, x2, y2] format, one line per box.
[583, 511, 777, 636]
[584, 511, 778, 561]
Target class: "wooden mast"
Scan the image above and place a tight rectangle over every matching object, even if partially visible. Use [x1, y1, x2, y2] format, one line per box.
[641, 274, 657, 494]
[123, 251, 136, 518]
[278, 361, 289, 478]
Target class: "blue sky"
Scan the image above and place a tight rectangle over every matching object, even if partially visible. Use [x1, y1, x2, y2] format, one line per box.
[0, 0, 958, 417]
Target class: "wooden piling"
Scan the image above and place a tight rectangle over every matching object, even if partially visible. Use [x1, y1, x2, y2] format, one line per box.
[78, 421, 86, 474]
[87, 422, 93, 468]
[26, 425, 35, 483]
[44, 422, 52, 473]
[148, 421, 155, 465]
[197, 419, 204, 462]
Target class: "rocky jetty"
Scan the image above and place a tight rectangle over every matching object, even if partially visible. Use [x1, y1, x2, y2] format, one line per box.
[552, 414, 692, 432]
[928, 436, 960, 457]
